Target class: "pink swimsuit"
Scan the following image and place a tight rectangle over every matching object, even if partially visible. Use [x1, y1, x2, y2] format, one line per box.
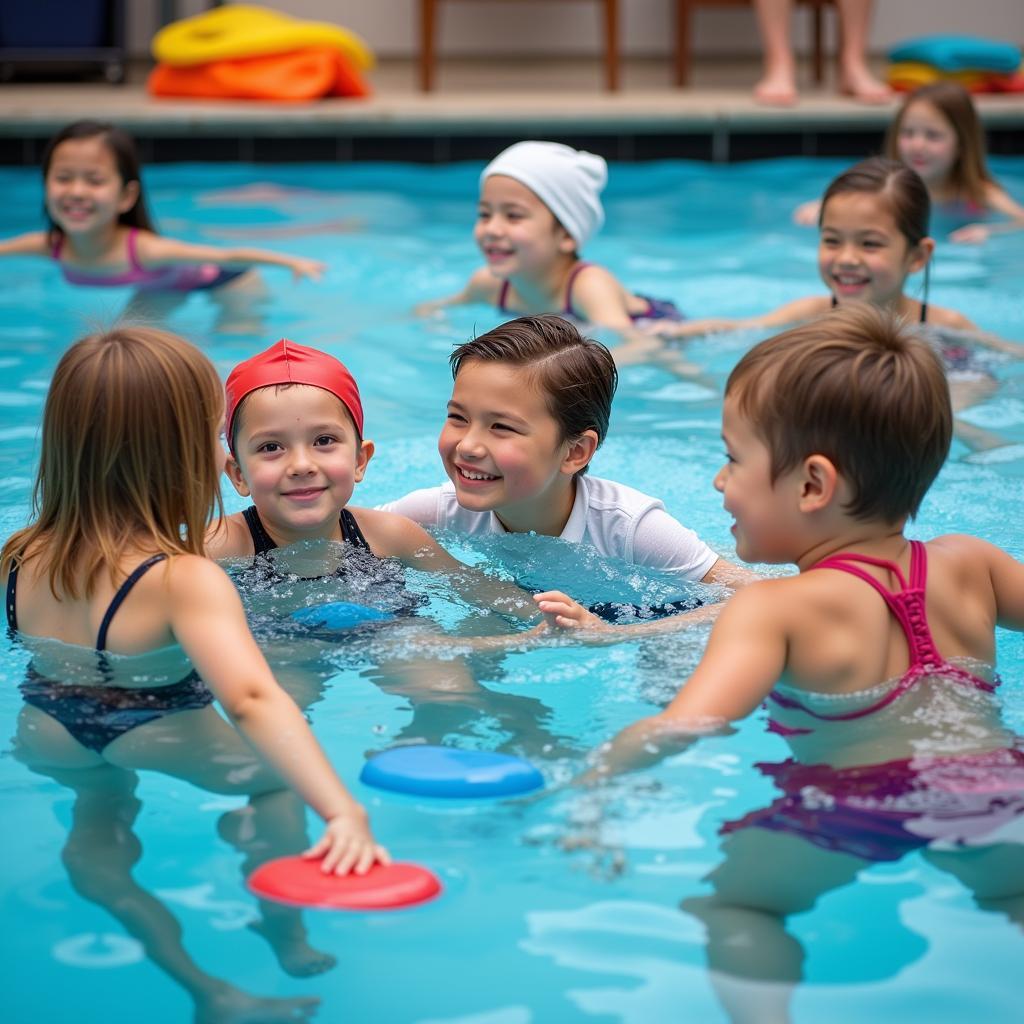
[768, 541, 994, 734]
[53, 228, 244, 292]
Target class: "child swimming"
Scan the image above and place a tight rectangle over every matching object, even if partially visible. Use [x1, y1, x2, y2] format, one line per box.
[551, 304, 1024, 1023]
[0, 120, 324, 317]
[416, 141, 682, 333]
[794, 83, 1024, 242]
[640, 157, 1024, 452]
[382, 315, 754, 613]
[1, 326, 386, 875]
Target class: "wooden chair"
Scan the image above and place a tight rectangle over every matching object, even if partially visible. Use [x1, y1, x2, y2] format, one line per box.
[419, 0, 620, 92]
[674, 0, 836, 87]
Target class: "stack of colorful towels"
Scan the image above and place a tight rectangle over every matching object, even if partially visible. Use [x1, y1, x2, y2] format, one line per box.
[888, 34, 1024, 94]
[148, 4, 374, 102]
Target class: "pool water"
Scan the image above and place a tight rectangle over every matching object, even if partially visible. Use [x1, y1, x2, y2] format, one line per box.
[1, 157, 1023, 1024]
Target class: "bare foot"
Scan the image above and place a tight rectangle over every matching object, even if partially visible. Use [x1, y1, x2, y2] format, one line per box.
[248, 919, 338, 978]
[839, 65, 892, 104]
[753, 68, 798, 106]
[195, 983, 319, 1024]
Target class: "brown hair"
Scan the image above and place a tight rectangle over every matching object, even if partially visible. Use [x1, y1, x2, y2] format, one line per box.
[885, 82, 993, 207]
[820, 156, 931, 248]
[725, 305, 951, 524]
[41, 120, 156, 246]
[1, 327, 224, 598]
[450, 315, 617, 476]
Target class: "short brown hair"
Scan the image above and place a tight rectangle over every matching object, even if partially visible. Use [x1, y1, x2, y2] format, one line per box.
[885, 82, 993, 208]
[725, 305, 951, 524]
[450, 314, 617, 475]
[1, 327, 224, 598]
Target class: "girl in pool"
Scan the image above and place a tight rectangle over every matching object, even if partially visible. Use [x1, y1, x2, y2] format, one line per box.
[382, 314, 754, 613]
[550, 305, 1024, 1023]
[1, 326, 386, 876]
[416, 141, 683, 334]
[0, 120, 324, 321]
[794, 83, 1024, 242]
[639, 157, 1024, 452]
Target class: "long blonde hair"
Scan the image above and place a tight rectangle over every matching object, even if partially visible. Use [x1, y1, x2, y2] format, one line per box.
[1, 327, 224, 598]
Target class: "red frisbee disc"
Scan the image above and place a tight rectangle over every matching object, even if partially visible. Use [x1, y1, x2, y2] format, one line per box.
[248, 857, 441, 910]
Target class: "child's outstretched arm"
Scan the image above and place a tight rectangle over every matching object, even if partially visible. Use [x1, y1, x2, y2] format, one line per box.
[0, 231, 49, 258]
[414, 267, 501, 317]
[134, 232, 325, 281]
[949, 184, 1024, 244]
[580, 582, 787, 781]
[643, 295, 830, 341]
[980, 538, 1024, 631]
[167, 555, 388, 874]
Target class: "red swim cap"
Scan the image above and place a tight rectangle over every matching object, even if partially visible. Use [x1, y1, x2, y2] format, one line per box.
[225, 339, 363, 453]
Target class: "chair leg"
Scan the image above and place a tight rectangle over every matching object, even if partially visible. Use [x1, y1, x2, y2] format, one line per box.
[420, 0, 437, 92]
[674, 0, 691, 87]
[604, 0, 619, 91]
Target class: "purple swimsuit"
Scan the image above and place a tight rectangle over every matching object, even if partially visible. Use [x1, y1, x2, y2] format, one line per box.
[53, 228, 246, 292]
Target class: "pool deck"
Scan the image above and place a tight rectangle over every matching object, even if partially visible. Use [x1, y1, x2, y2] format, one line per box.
[2, 56, 1022, 162]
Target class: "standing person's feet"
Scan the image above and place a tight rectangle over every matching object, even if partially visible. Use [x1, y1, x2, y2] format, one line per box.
[839, 62, 892, 103]
[753, 65, 798, 105]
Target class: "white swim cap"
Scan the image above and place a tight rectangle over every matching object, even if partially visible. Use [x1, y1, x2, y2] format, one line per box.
[481, 141, 608, 248]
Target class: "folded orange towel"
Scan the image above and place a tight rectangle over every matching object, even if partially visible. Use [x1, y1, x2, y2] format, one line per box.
[148, 47, 370, 102]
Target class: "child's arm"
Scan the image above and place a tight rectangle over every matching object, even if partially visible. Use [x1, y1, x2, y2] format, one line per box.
[568, 265, 643, 332]
[0, 231, 49, 258]
[949, 184, 1024, 244]
[167, 555, 388, 873]
[134, 232, 324, 281]
[414, 267, 501, 316]
[581, 581, 788, 780]
[353, 507, 540, 622]
[927, 305, 1024, 357]
[647, 295, 830, 340]
[982, 539, 1024, 630]
[203, 513, 256, 560]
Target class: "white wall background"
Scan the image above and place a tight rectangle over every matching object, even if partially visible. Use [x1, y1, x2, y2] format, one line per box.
[132, 1, 1023, 59]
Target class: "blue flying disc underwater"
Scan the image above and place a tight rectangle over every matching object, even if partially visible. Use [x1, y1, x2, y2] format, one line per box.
[291, 601, 392, 631]
[360, 745, 544, 798]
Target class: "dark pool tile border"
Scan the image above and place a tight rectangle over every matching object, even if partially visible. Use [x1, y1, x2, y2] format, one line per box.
[0, 126, 1017, 164]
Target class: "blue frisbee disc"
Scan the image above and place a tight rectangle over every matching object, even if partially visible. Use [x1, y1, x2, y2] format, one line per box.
[360, 745, 544, 798]
[291, 601, 392, 631]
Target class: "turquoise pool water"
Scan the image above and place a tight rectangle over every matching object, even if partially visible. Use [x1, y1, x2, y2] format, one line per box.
[1, 156, 1023, 1023]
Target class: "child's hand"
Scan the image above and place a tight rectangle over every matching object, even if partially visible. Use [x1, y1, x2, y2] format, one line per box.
[949, 223, 991, 245]
[290, 257, 327, 282]
[533, 590, 610, 631]
[792, 199, 821, 226]
[303, 806, 391, 875]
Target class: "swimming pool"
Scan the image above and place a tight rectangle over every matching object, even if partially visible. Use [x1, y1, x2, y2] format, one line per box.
[1, 156, 1023, 1024]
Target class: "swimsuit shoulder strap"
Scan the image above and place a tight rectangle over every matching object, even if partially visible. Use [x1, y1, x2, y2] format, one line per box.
[51, 234, 64, 260]
[496, 279, 511, 313]
[6, 563, 19, 632]
[243, 505, 277, 556]
[97, 554, 169, 651]
[339, 508, 371, 552]
[125, 227, 144, 272]
[920, 300, 928, 324]
[563, 261, 592, 317]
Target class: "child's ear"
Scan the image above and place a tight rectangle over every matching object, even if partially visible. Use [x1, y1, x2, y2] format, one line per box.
[908, 236, 935, 275]
[118, 179, 140, 216]
[224, 455, 251, 498]
[555, 225, 577, 256]
[353, 439, 375, 483]
[561, 430, 599, 476]
[798, 453, 839, 513]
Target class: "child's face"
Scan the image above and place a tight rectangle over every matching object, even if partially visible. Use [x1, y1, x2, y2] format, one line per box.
[44, 137, 138, 237]
[715, 398, 802, 564]
[896, 101, 958, 187]
[474, 175, 576, 281]
[818, 192, 929, 310]
[226, 384, 372, 543]
[439, 360, 576, 525]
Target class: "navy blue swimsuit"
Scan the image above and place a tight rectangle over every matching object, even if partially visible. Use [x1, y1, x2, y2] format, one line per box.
[242, 505, 371, 557]
[7, 555, 213, 754]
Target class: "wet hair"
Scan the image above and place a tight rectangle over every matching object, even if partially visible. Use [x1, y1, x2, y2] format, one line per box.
[725, 304, 951, 524]
[820, 156, 931, 248]
[885, 82, 993, 207]
[41, 120, 155, 244]
[0, 327, 224, 599]
[449, 314, 617, 476]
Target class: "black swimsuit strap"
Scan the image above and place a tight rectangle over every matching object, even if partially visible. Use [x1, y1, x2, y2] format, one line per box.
[6, 563, 19, 633]
[243, 505, 277, 556]
[830, 294, 927, 323]
[97, 554, 168, 651]
[339, 508, 370, 551]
